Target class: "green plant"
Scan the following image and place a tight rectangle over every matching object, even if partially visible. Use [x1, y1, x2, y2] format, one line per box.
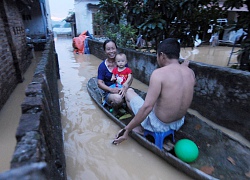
[98, 0, 225, 44]
[93, 12, 105, 36]
[105, 23, 137, 48]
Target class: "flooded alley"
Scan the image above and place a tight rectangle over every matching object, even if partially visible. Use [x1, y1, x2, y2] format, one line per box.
[0, 52, 41, 173]
[56, 37, 193, 180]
[0, 36, 240, 179]
[56, 37, 239, 180]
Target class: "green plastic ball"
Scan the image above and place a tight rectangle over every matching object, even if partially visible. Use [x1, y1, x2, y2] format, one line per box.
[174, 139, 199, 163]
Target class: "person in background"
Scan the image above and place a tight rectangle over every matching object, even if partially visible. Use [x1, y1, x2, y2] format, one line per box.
[72, 31, 88, 54]
[97, 40, 132, 108]
[113, 38, 196, 144]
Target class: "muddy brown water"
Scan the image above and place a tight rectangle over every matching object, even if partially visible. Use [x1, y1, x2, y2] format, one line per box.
[0, 36, 244, 179]
[0, 51, 41, 172]
[56, 37, 191, 180]
[180, 45, 239, 67]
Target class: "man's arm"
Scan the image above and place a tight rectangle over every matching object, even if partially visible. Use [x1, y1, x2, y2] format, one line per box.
[113, 93, 153, 144]
[126, 71, 161, 131]
[113, 70, 162, 144]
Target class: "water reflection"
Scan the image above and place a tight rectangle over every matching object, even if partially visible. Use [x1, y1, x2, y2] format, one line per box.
[180, 45, 239, 67]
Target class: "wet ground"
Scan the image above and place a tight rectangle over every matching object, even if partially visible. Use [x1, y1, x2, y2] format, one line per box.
[180, 45, 239, 67]
[0, 36, 241, 178]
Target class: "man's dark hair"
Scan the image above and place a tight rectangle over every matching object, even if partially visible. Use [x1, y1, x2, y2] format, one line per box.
[157, 38, 180, 59]
[103, 39, 117, 51]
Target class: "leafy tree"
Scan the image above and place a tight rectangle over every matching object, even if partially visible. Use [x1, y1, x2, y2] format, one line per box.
[96, 0, 250, 71]
[93, 11, 137, 48]
[124, 0, 226, 48]
[97, 1, 137, 48]
[223, 0, 250, 70]
[105, 23, 137, 48]
[93, 12, 105, 37]
[97, 0, 227, 49]
[98, 0, 124, 24]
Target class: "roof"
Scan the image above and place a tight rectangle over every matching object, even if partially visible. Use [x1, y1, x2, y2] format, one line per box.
[64, 13, 75, 23]
[87, 3, 99, 10]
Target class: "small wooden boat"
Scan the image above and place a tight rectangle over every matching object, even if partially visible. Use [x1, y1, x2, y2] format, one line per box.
[87, 77, 250, 180]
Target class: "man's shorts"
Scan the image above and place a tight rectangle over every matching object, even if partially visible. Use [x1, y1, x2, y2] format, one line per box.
[129, 95, 185, 132]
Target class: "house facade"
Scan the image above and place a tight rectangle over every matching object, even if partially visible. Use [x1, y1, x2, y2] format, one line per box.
[0, 0, 51, 110]
[23, 0, 52, 49]
[74, 0, 99, 36]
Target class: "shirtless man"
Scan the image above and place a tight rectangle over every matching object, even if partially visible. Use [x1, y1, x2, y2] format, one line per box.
[113, 38, 195, 144]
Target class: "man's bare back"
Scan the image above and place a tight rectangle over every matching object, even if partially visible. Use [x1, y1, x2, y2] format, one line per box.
[153, 62, 195, 123]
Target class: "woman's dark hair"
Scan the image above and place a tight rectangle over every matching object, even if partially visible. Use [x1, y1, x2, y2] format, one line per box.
[157, 38, 180, 59]
[103, 39, 117, 51]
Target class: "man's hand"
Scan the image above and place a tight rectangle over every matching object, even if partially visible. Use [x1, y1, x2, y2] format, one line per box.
[112, 128, 128, 145]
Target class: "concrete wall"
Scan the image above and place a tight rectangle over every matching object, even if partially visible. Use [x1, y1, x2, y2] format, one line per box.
[0, 39, 66, 179]
[88, 39, 250, 141]
[75, 0, 99, 35]
[0, 1, 66, 179]
[190, 62, 250, 140]
[0, 0, 33, 110]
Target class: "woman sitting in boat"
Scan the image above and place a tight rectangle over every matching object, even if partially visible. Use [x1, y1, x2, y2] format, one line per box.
[97, 39, 133, 108]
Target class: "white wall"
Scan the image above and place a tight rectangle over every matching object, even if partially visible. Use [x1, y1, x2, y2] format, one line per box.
[75, 0, 99, 35]
[45, 0, 52, 31]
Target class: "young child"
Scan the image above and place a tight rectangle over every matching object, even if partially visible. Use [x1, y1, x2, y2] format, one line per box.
[110, 53, 132, 88]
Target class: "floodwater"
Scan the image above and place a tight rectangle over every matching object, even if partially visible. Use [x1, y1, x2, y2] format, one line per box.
[56, 37, 192, 180]
[0, 51, 40, 172]
[180, 45, 240, 67]
[0, 36, 243, 178]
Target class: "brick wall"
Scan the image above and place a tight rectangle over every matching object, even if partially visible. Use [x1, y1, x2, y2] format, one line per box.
[0, 39, 66, 179]
[88, 39, 250, 141]
[0, 3, 18, 109]
[0, 1, 66, 178]
[0, 0, 32, 110]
